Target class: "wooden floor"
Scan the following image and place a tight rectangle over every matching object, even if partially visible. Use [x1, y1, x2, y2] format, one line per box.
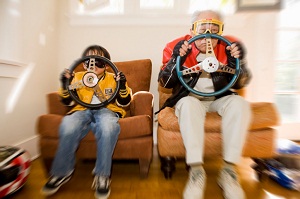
[7, 146, 300, 199]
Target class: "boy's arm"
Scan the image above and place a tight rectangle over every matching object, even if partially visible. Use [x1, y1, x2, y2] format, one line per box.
[58, 88, 73, 105]
[58, 70, 74, 106]
[116, 72, 132, 107]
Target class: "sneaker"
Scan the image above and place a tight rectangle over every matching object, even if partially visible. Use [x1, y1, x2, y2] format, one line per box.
[92, 175, 111, 199]
[41, 171, 73, 196]
[183, 167, 206, 199]
[217, 168, 246, 199]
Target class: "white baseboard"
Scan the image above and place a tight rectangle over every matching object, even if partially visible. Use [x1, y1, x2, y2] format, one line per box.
[13, 135, 40, 160]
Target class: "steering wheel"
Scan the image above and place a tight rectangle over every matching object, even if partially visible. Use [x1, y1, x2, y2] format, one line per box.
[176, 33, 240, 97]
[66, 55, 120, 108]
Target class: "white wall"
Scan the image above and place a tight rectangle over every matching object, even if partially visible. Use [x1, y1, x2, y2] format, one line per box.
[224, 12, 277, 102]
[0, 0, 281, 159]
[0, 0, 59, 159]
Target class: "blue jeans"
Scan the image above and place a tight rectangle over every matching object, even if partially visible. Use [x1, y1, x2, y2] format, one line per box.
[50, 108, 120, 177]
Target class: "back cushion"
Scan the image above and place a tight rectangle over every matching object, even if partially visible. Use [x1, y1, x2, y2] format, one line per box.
[114, 59, 152, 94]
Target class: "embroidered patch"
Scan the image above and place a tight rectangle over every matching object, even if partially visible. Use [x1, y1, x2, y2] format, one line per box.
[105, 88, 113, 96]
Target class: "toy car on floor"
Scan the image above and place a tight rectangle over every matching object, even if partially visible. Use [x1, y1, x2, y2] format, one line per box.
[252, 139, 300, 191]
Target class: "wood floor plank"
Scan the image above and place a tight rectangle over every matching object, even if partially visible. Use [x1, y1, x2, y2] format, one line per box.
[6, 145, 300, 199]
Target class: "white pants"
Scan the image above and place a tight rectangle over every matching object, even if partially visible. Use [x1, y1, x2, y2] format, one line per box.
[175, 95, 251, 165]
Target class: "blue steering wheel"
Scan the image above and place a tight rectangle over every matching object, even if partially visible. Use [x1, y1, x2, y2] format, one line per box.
[176, 33, 240, 97]
[66, 55, 120, 108]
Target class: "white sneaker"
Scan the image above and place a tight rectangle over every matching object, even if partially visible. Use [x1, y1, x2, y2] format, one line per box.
[183, 168, 206, 199]
[92, 176, 111, 199]
[217, 168, 246, 199]
[41, 171, 73, 196]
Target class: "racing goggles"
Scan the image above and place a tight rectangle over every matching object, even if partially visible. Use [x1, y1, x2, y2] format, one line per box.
[191, 19, 224, 35]
[84, 59, 106, 69]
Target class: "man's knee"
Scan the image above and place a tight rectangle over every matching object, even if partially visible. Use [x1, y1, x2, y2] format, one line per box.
[228, 95, 251, 116]
[177, 96, 204, 110]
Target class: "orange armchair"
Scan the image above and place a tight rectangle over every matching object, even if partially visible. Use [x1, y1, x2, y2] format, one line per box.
[37, 59, 153, 178]
[157, 85, 280, 179]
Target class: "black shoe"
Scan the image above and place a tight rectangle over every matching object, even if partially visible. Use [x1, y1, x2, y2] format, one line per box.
[92, 176, 111, 199]
[41, 171, 73, 196]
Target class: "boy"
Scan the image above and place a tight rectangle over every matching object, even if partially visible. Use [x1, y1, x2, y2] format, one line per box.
[41, 45, 132, 199]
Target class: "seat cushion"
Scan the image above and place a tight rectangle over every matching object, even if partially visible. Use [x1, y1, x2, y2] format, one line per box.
[157, 102, 280, 132]
[37, 114, 152, 140]
[157, 126, 276, 158]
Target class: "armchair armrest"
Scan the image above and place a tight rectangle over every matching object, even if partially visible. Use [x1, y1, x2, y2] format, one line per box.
[47, 92, 70, 115]
[130, 91, 153, 118]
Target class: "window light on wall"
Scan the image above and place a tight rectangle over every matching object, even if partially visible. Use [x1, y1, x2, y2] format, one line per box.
[77, 0, 124, 15]
[70, 0, 236, 25]
[140, 0, 174, 10]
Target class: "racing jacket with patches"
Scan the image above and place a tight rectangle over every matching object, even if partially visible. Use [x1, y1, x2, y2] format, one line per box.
[59, 71, 132, 118]
[158, 34, 252, 111]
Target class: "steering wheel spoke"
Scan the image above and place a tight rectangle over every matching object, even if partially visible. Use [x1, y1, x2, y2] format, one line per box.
[68, 80, 84, 90]
[216, 63, 236, 74]
[93, 86, 108, 102]
[205, 36, 217, 58]
[86, 58, 97, 73]
[182, 63, 202, 75]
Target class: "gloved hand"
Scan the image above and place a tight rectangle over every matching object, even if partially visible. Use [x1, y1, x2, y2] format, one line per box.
[173, 40, 192, 65]
[173, 40, 190, 56]
[60, 69, 71, 90]
[117, 71, 127, 89]
[226, 42, 246, 67]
